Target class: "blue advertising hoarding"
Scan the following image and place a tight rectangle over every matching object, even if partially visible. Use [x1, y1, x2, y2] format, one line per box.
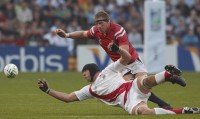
[178, 45, 200, 71]
[77, 45, 200, 72]
[0, 46, 69, 72]
[1, 45, 200, 72]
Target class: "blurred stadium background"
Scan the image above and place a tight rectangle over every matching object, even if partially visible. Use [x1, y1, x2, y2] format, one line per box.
[0, 0, 200, 118]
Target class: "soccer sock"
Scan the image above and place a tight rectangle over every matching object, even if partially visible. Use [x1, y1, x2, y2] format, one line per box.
[148, 92, 171, 108]
[154, 108, 177, 114]
[169, 108, 183, 114]
[155, 71, 171, 84]
[154, 107, 184, 115]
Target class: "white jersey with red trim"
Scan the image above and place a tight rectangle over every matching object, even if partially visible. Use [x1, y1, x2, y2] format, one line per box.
[74, 60, 132, 109]
[75, 60, 150, 114]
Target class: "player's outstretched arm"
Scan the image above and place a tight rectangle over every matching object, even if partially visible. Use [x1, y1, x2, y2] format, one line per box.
[55, 28, 88, 39]
[38, 79, 79, 102]
[108, 43, 131, 65]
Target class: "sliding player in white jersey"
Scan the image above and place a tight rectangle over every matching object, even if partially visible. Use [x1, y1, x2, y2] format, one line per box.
[38, 43, 199, 115]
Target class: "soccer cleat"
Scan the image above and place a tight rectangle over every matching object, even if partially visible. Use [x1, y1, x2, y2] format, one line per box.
[183, 107, 200, 114]
[165, 65, 182, 76]
[165, 65, 186, 87]
[168, 75, 186, 87]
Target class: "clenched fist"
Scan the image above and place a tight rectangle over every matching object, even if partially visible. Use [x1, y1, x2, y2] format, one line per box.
[55, 29, 69, 38]
[108, 42, 120, 52]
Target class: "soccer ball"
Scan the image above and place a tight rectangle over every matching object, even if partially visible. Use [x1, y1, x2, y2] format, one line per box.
[4, 64, 19, 78]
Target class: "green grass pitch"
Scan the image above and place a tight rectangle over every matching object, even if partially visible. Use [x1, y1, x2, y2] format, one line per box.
[0, 71, 199, 119]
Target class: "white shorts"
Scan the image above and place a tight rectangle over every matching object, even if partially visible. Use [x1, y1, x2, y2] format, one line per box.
[125, 78, 151, 114]
[121, 57, 148, 76]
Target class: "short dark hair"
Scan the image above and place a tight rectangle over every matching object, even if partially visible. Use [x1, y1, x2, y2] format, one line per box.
[95, 10, 110, 21]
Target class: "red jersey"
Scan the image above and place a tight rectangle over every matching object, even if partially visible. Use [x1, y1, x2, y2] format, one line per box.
[87, 22, 138, 63]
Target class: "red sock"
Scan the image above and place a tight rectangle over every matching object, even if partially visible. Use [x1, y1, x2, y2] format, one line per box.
[168, 108, 183, 114]
[164, 71, 171, 79]
[155, 71, 172, 84]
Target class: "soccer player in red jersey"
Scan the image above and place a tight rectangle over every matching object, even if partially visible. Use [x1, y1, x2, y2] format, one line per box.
[55, 10, 181, 109]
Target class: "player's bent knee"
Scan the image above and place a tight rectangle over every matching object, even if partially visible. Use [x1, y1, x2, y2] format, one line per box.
[138, 106, 153, 115]
[136, 78, 151, 94]
[133, 105, 152, 115]
[137, 106, 147, 115]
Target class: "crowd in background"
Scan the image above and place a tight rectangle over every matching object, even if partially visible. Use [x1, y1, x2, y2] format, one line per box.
[0, 0, 200, 57]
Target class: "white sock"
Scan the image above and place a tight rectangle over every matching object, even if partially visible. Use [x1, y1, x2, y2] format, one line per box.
[154, 71, 169, 84]
[154, 108, 175, 115]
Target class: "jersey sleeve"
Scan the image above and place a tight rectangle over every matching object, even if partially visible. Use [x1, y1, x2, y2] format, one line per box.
[86, 26, 95, 38]
[104, 60, 126, 73]
[114, 26, 129, 46]
[74, 85, 93, 101]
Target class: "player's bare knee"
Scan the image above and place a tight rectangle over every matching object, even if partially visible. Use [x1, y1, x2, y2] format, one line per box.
[140, 75, 157, 90]
[136, 78, 151, 93]
[134, 106, 147, 115]
[136, 106, 152, 115]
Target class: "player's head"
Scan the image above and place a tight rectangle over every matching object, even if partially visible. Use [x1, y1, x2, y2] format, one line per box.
[95, 10, 110, 22]
[95, 10, 110, 33]
[82, 63, 100, 82]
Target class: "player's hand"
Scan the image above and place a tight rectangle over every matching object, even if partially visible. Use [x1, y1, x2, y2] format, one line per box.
[108, 42, 120, 52]
[38, 79, 50, 94]
[55, 29, 69, 38]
